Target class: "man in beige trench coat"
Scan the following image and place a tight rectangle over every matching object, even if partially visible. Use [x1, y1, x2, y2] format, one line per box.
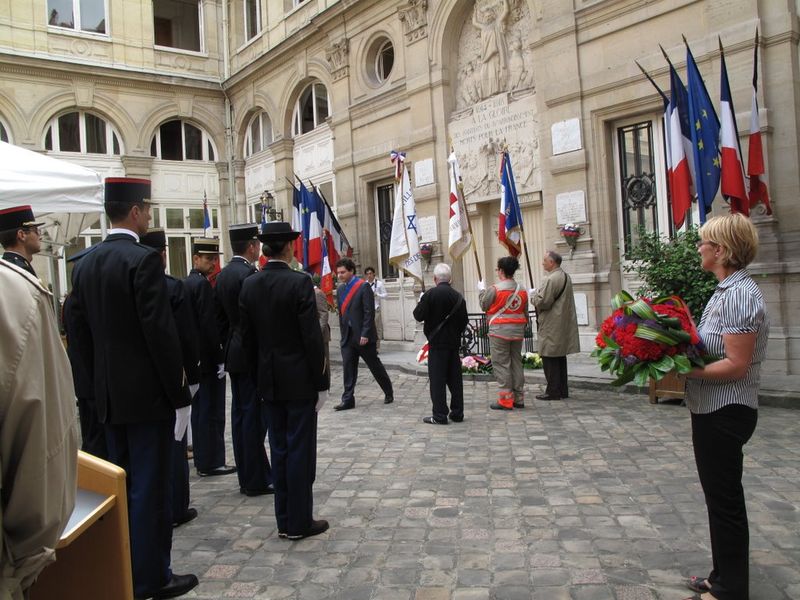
[531, 250, 580, 400]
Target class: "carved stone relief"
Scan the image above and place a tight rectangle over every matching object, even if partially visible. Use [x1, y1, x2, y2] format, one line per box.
[398, 0, 428, 44]
[326, 38, 349, 81]
[448, 0, 540, 203]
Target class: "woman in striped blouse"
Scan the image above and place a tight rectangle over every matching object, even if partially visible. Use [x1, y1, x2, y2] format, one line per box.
[683, 214, 769, 600]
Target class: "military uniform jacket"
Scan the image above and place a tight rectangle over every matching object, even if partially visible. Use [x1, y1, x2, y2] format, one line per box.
[413, 282, 469, 349]
[165, 275, 201, 389]
[69, 233, 186, 424]
[336, 278, 377, 347]
[1, 251, 35, 277]
[239, 261, 327, 403]
[63, 292, 93, 399]
[214, 257, 256, 374]
[183, 269, 225, 374]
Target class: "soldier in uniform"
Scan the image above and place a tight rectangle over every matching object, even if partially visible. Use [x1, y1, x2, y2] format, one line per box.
[215, 223, 273, 496]
[183, 237, 236, 477]
[141, 228, 201, 527]
[239, 222, 329, 540]
[0, 204, 44, 276]
[69, 177, 198, 599]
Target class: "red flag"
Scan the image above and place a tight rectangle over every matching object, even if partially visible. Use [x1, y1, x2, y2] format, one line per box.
[747, 31, 771, 215]
[719, 42, 749, 215]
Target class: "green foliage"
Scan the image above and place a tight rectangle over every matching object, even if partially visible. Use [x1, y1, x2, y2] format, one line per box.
[622, 227, 717, 319]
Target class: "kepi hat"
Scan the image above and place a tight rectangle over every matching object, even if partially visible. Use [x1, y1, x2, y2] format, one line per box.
[0, 205, 44, 234]
[192, 237, 220, 255]
[140, 228, 167, 249]
[257, 221, 300, 243]
[104, 177, 151, 206]
[229, 223, 259, 243]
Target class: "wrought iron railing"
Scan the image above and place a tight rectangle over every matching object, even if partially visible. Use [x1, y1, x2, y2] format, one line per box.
[460, 312, 536, 357]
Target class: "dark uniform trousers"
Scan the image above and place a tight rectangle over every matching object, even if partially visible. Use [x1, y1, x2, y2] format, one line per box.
[192, 373, 227, 472]
[265, 400, 317, 535]
[542, 356, 569, 398]
[340, 341, 392, 406]
[231, 373, 272, 491]
[427, 347, 464, 422]
[77, 396, 108, 459]
[105, 417, 174, 597]
[692, 404, 758, 600]
[172, 431, 190, 522]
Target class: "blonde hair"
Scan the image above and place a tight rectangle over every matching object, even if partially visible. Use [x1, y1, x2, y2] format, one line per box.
[698, 213, 759, 269]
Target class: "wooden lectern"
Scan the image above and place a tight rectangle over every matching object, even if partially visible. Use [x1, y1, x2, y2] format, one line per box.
[30, 451, 133, 600]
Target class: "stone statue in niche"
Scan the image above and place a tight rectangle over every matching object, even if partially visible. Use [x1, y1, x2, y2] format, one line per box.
[507, 35, 529, 91]
[472, 0, 510, 99]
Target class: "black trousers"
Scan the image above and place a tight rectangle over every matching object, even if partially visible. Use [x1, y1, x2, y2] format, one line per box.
[192, 373, 227, 472]
[105, 418, 174, 598]
[77, 396, 108, 460]
[692, 404, 758, 600]
[265, 400, 317, 535]
[427, 346, 463, 422]
[340, 341, 393, 406]
[542, 356, 569, 398]
[172, 431, 190, 522]
[231, 373, 272, 492]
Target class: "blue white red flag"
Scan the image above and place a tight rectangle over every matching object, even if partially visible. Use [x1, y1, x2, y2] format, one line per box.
[498, 152, 521, 257]
[719, 42, 749, 215]
[202, 191, 212, 234]
[747, 31, 771, 215]
[667, 64, 694, 228]
[291, 185, 303, 264]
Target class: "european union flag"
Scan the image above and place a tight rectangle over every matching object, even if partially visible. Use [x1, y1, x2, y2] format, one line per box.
[686, 45, 720, 222]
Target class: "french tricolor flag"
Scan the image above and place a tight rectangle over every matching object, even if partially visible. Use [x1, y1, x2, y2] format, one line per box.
[320, 231, 334, 305]
[747, 30, 771, 215]
[719, 40, 749, 215]
[667, 64, 693, 228]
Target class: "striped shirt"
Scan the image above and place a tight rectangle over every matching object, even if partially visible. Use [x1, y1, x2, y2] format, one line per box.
[685, 269, 769, 414]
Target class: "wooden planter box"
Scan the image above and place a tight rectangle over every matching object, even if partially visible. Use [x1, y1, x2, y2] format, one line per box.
[649, 371, 686, 404]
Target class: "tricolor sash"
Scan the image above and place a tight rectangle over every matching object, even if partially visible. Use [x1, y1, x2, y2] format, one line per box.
[340, 277, 367, 317]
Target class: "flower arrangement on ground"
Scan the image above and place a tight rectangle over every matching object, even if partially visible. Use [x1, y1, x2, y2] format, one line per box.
[522, 352, 543, 369]
[591, 290, 714, 386]
[461, 354, 492, 374]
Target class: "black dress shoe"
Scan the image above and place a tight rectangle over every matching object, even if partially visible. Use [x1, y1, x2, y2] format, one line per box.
[240, 485, 274, 496]
[287, 519, 329, 540]
[513, 402, 525, 408]
[422, 416, 448, 425]
[333, 403, 355, 411]
[535, 394, 561, 401]
[449, 415, 464, 423]
[151, 573, 199, 599]
[384, 396, 394, 404]
[490, 402, 512, 410]
[197, 465, 237, 477]
[172, 507, 198, 527]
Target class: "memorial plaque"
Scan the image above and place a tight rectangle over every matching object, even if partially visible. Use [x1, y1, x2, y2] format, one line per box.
[551, 118, 582, 155]
[414, 158, 435, 187]
[418, 215, 438, 243]
[555, 190, 586, 224]
[574, 292, 588, 326]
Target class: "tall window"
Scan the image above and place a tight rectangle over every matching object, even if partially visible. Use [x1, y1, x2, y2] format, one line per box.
[44, 111, 121, 155]
[291, 83, 329, 137]
[244, 112, 273, 157]
[375, 39, 394, 83]
[48, 0, 106, 34]
[244, 0, 260, 41]
[376, 183, 398, 279]
[154, 0, 202, 52]
[0, 121, 9, 143]
[150, 120, 216, 161]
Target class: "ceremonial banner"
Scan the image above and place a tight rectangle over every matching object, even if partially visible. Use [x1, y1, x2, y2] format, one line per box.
[447, 152, 472, 260]
[388, 151, 423, 283]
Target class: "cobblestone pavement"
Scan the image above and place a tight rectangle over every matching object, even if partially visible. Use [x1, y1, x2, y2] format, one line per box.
[172, 371, 800, 600]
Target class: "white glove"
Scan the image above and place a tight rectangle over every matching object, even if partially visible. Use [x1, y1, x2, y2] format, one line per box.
[528, 288, 537, 298]
[188, 383, 199, 398]
[477, 280, 486, 292]
[315, 389, 329, 412]
[216, 363, 226, 379]
[174, 406, 191, 441]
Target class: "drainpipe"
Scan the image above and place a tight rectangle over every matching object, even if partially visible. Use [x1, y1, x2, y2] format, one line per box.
[221, 0, 236, 227]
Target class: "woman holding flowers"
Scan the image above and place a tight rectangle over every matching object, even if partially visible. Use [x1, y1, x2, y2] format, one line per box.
[478, 256, 528, 410]
[682, 213, 769, 600]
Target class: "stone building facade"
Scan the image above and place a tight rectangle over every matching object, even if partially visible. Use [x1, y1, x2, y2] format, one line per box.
[1, 0, 797, 374]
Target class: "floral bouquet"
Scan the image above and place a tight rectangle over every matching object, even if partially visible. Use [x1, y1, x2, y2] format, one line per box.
[522, 352, 543, 369]
[462, 354, 492, 374]
[559, 223, 584, 251]
[591, 291, 714, 386]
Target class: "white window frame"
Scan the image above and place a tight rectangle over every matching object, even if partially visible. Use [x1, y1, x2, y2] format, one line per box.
[375, 39, 394, 84]
[44, 111, 122, 155]
[47, 0, 109, 36]
[153, 0, 205, 54]
[245, 111, 273, 157]
[291, 83, 330, 137]
[243, 0, 261, 42]
[150, 120, 217, 162]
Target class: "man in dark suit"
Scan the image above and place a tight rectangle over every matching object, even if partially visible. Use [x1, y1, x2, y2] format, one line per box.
[70, 177, 198, 599]
[413, 263, 469, 424]
[183, 237, 235, 477]
[0, 205, 44, 276]
[215, 223, 273, 497]
[333, 257, 394, 411]
[140, 228, 201, 528]
[239, 222, 329, 540]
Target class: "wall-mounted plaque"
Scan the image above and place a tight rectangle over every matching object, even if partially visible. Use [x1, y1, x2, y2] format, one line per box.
[555, 190, 586, 224]
[414, 158, 435, 187]
[417, 215, 438, 243]
[551, 118, 582, 155]
[574, 292, 588, 326]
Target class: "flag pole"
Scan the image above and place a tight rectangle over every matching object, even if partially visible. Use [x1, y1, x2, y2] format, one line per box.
[501, 146, 535, 291]
[635, 60, 669, 105]
[450, 142, 483, 282]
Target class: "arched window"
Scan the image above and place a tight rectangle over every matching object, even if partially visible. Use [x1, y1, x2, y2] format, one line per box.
[375, 39, 394, 83]
[292, 82, 329, 137]
[150, 120, 216, 161]
[244, 111, 273, 157]
[44, 111, 121, 155]
[0, 120, 9, 143]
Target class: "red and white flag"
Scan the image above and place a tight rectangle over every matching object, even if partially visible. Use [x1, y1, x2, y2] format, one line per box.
[447, 152, 471, 260]
[667, 64, 693, 228]
[719, 42, 749, 215]
[320, 231, 334, 305]
[747, 31, 771, 215]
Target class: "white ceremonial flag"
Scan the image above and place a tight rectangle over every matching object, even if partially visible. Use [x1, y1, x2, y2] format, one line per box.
[447, 151, 471, 260]
[388, 151, 423, 283]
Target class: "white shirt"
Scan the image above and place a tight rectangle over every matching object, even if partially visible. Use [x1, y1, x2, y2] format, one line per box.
[108, 227, 140, 242]
[368, 278, 386, 310]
